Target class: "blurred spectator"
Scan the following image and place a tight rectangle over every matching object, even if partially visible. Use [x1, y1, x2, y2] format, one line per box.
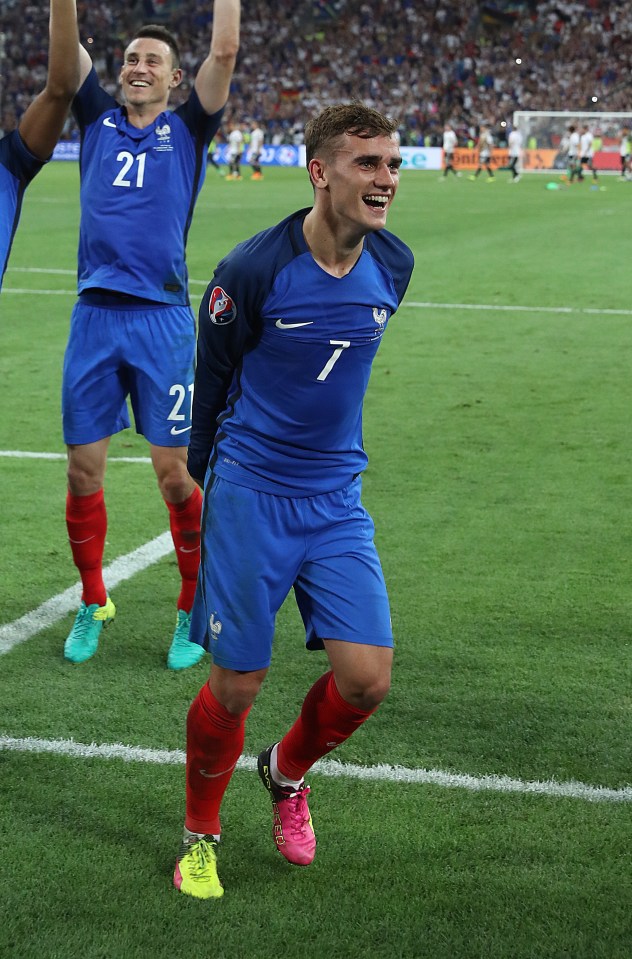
[2, 0, 632, 142]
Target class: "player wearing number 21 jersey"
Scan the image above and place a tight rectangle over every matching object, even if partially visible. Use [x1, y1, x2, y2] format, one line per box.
[72, 68, 218, 302]
[61, 9, 240, 671]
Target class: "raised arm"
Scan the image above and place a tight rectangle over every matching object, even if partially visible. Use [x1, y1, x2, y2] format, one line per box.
[78, 44, 95, 88]
[194, 0, 240, 116]
[19, 0, 80, 161]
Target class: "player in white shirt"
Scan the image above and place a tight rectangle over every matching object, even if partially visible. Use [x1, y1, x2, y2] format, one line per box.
[507, 127, 522, 182]
[579, 125, 598, 182]
[619, 128, 630, 180]
[566, 125, 582, 182]
[439, 122, 460, 179]
[248, 124, 264, 179]
[226, 122, 244, 179]
[468, 126, 495, 181]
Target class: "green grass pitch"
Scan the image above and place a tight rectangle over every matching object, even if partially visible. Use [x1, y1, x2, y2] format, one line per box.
[1, 164, 631, 959]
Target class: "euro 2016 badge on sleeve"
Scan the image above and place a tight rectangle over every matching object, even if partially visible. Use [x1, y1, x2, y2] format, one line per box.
[209, 287, 236, 325]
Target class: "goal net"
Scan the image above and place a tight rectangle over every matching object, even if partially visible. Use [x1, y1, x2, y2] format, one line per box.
[513, 111, 632, 173]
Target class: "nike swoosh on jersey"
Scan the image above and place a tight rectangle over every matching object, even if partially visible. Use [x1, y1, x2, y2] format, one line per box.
[275, 319, 314, 329]
[170, 425, 192, 435]
[103, 117, 117, 128]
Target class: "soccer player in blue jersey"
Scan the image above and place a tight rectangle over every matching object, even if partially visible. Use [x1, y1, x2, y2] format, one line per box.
[173, 102, 415, 899]
[0, 0, 79, 291]
[61, 1, 240, 670]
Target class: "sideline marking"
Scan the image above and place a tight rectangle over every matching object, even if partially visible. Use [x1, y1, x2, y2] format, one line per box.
[0, 734, 630, 804]
[0, 450, 151, 463]
[5, 291, 632, 315]
[7, 266, 75, 274]
[404, 301, 632, 317]
[0, 533, 173, 655]
[2, 288, 76, 295]
[4, 270, 632, 315]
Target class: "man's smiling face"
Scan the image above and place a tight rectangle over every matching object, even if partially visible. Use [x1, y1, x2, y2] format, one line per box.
[120, 37, 181, 111]
[322, 132, 402, 234]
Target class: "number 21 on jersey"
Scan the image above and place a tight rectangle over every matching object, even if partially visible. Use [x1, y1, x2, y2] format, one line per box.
[113, 151, 147, 188]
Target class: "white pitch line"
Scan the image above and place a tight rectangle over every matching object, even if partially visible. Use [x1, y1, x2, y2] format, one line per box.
[0, 532, 173, 655]
[5, 291, 632, 315]
[0, 450, 151, 463]
[0, 735, 630, 804]
[7, 266, 75, 274]
[404, 301, 632, 317]
[6, 266, 208, 285]
[5, 268, 632, 315]
[6, 290, 632, 315]
[1, 288, 77, 295]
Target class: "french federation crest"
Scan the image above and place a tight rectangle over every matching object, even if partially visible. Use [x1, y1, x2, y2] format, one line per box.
[209, 286, 237, 325]
[373, 307, 388, 327]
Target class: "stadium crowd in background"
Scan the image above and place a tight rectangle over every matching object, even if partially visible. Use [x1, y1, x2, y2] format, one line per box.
[2, 0, 632, 148]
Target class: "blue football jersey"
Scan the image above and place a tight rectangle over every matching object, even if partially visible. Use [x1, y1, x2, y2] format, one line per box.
[72, 69, 222, 304]
[0, 130, 45, 290]
[189, 209, 415, 495]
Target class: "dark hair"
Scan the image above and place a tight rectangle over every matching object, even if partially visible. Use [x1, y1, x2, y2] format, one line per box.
[304, 102, 398, 165]
[132, 24, 180, 68]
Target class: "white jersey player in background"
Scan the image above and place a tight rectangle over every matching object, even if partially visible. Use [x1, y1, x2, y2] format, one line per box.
[226, 121, 244, 179]
[248, 123, 264, 179]
[507, 126, 522, 182]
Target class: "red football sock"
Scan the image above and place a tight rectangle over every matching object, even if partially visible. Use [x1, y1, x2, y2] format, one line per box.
[277, 670, 377, 782]
[185, 682, 251, 835]
[165, 486, 202, 612]
[66, 489, 107, 607]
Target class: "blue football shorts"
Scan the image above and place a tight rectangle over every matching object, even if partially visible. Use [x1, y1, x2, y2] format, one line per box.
[62, 296, 196, 446]
[189, 474, 394, 671]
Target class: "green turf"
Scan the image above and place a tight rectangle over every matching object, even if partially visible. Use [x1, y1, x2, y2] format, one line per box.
[1, 751, 629, 959]
[1, 165, 631, 958]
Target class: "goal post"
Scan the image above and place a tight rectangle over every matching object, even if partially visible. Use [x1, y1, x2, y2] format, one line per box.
[513, 111, 632, 173]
